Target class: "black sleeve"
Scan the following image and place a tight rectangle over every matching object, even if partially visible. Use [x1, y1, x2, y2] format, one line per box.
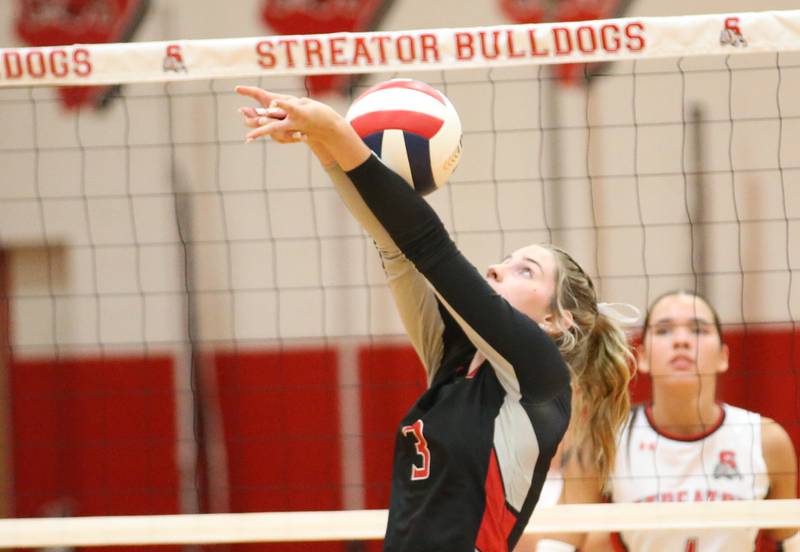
[346, 154, 570, 401]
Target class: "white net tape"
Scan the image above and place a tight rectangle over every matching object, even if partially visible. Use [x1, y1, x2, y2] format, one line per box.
[0, 10, 799, 87]
[0, 501, 797, 547]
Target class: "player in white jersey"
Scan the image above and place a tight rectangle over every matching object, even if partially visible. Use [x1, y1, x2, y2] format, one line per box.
[611, 402, 770, 551]
[527, 290, 798, 552]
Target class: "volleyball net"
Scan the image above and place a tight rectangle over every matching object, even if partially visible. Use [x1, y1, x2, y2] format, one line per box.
[0, 9, 798, 549]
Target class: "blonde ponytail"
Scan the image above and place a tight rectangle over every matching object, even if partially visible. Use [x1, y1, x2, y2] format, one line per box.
[570, 312, 633, 484]
[542, 245, 635, 485]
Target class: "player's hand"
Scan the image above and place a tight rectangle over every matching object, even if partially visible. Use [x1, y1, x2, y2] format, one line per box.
[235, 85, 301, 144]
[237, 90, 343, 143]
[235, 85, 293, 116]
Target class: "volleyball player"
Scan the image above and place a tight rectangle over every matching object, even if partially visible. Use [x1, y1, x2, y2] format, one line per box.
[528, 290, 799, 552]
[235, 85, 634, 552]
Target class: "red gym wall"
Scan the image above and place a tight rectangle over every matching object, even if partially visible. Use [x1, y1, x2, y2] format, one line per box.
[9, 355, 180, 552]
[214, 348, 345, 552]
[4, 332, 798, 551]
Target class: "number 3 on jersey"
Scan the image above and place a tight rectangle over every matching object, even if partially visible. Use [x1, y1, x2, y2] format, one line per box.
[402, 419, 430, 480]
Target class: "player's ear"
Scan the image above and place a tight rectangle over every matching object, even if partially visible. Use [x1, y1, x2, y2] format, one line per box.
[636, 342, 650, 375]
[538, 313, 555, 335]
[717, 343, 730, 374]
[539, 310, 573, 336]
[558, 309, 574, 333]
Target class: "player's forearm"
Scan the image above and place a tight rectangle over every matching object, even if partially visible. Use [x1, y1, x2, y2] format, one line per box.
[315, 117, 371, 171]
[345, 153, 453, 275]
[307, 139, 335, 168]
[324, 163, 397, 252]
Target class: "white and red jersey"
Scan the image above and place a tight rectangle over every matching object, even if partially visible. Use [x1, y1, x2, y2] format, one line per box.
[609, 403, 769, 552]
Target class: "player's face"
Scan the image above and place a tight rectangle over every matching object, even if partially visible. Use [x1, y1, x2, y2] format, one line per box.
[485, 244, 558, 326]
[639, 294, 728, 383]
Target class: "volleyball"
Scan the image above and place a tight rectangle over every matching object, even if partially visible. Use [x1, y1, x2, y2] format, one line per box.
[345, 78, 462, 196]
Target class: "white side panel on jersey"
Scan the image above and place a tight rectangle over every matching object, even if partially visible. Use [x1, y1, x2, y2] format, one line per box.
[494, 395, 540, 512]
[380, 129, 414, 188]
[431, 293, 521, 398]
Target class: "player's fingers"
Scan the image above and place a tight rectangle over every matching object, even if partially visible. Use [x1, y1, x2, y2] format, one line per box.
[234, 85, 271, 104]
[238, 107, 261, 128]
[239, 106, 259, 118]
[272, 131, 306, 144]
[270, 98, 301, 116]
[259, 106, 288, 120]
[245, 125, 274, 143]
[269, 99, 312, 130]
[245, 118, 292, 143]
[235, 86, 287, 108]
[238, 106, 288, 129]
[238, 106, 285, 119]
[245, 122, 306, 143]
[235, 86, 296, 107]
[238, 109, 269, 128]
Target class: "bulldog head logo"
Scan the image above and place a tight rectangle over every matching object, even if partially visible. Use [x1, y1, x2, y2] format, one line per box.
[713, 450, 742, 479]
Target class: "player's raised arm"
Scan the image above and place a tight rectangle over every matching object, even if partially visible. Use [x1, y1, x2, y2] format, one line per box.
[237, 85, 449, 379]
[235, 86, 567, 387]
[235, 83, 633, 552]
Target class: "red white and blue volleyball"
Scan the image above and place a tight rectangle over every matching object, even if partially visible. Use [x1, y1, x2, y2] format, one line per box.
[345, 78, 462, 196]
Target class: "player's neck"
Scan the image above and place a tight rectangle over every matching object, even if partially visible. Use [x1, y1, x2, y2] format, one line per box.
[648, 392, 722, 438]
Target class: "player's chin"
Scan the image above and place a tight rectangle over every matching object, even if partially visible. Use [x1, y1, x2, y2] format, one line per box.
[657, 371, 704, 384]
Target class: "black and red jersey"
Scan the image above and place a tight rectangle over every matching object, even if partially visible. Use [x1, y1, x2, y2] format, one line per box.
[328, 154, 571, 552]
